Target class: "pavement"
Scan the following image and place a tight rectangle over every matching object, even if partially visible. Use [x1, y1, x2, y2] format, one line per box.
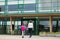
[0, 35, 60, 40]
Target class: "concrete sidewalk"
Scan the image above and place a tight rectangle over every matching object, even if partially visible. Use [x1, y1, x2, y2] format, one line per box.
[0, 35, 60, 40]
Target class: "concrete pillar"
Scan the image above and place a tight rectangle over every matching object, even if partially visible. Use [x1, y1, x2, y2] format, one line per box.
[10, 16, 12, 34]
[49, 16, 52, 32]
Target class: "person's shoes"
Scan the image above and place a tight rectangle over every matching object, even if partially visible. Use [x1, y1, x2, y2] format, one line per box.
[22, 36, 24, 38]
[29, 36, 31, 38]
[29, 37, 31, 38]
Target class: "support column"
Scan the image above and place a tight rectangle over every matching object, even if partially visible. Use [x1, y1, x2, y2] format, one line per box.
[10, 16, 12, 34]
[36, 17, 39, 35]
[5, 0, 8, 14]
[49, 16, 52, 32]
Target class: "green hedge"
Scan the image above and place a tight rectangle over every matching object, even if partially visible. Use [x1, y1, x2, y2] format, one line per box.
[39, 32, 60, 35]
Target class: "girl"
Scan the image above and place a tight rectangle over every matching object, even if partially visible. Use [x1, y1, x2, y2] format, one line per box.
[21, 23, 26, 38]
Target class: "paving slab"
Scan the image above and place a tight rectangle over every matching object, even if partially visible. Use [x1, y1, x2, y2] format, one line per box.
[0, 35, 60, 40]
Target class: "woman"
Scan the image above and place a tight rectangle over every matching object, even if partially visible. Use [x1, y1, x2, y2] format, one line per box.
[28, 20, 34, 38]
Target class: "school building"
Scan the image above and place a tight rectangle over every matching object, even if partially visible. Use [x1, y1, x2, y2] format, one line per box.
[0, 0, 60, 35]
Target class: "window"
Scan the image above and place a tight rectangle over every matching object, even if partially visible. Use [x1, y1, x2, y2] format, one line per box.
[0, 1, 5, 13]
[23, 4, 36, 13]
[8, 4, 18, 13]
[8, 5, 18, 11]
[24, 4, 36, 11]
[24, 0, 35, 4]
[38, 0, 60, 13]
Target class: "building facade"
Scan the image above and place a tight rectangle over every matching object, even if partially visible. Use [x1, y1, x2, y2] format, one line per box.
[0, 0, 60, 35]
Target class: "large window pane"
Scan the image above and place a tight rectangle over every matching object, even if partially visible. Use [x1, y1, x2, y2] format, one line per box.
[8, 1, 18, 5]
[38, 17, 50, 32]
[8, 4, 18, 13]
[52, 0, 57, 3]
[52, 3, 57, 10]
[0, 1, 5, 14]
[38, 0, 59, 13]
[8, 0, 18, 1]
[0, 0, 5, 2]
[24, 0, 36, 4]
[39, 0, 51, 12]
[0, 5, 4, 12]
[0, 2, 5, 5]
[24, 4, 36, 11]
[8, 5, 18, 11]
[58, 3, 60, 11]
[7, 21, 11, 25]
[24, 4, 36, 13]
[39, 0, 51, 3]
[39, 3, 51, 8]
[19, 0, 23, 4]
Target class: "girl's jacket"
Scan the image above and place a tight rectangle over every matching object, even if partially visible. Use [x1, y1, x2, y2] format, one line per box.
[21, 25, 26, 31]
